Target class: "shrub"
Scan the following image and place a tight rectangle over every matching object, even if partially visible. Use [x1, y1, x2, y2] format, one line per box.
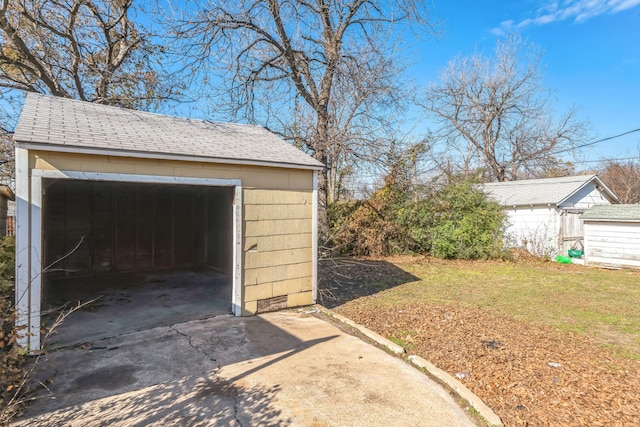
[427, 179, 506, 259]
[329, 176, 507, 259]
[0, 236, 23, 422]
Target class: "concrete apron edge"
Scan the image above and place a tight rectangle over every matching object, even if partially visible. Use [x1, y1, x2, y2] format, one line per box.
[314, 305, 504, 427]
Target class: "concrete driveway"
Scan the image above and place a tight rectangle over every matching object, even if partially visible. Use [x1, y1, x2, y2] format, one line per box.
[15, 311, 477, 426]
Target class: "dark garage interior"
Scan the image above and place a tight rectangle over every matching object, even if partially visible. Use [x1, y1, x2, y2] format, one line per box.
[41, 179, 235, 344]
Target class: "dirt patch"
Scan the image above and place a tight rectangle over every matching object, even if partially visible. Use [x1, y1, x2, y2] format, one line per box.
[321, 258, 640, 426]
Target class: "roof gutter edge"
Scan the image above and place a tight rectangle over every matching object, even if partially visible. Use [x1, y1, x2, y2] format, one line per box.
[17, 142, 325, 171]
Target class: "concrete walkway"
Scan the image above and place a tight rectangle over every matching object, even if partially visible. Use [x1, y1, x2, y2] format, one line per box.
[15, 311, 477, 426]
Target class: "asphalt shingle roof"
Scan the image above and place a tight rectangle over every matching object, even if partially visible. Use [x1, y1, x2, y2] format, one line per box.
[482, 175, 605, 206]
[581, 204, 640, 221]
[14, 93, 324, 170]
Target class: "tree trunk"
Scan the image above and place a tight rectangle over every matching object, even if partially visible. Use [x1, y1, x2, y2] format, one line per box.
[315, 115, 330, 242]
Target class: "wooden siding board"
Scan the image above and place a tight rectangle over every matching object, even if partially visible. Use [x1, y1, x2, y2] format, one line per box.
[244, 262, 312, 285]
[245, 219, 311, 237]
[287, 291, 313, 307]
[244, 234, 312, 252]
[244, 204, 312, 221]
[243, 189, 312, 205]
[244, 248, 312, 269]
[584, 222, 640, 269]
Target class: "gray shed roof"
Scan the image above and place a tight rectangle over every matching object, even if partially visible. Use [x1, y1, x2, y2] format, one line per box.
[14, 93, 324, 170]
[482, 175, 617, 207]
[582, 204, 640, 221]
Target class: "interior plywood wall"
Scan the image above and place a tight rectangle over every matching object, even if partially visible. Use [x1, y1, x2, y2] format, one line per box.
[43, 179, 233, 278]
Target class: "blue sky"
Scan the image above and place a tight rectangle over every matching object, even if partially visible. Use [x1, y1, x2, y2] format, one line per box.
[409, 0, 640, 167]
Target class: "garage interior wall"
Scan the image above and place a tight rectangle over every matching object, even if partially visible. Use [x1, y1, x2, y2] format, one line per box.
[42, 179, 234, 288]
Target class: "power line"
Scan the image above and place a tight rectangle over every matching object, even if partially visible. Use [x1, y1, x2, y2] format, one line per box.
[570, 156, 640, 165]
[552, 128, 640, 156]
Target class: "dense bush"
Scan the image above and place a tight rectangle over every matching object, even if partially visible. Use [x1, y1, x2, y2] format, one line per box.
[424, 180, 506, 259]
[0, 236, 22, 423]
[329, 176, 507, 259]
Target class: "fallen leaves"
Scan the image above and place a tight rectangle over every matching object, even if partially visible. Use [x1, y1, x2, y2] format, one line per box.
[335, 302, 640, 426]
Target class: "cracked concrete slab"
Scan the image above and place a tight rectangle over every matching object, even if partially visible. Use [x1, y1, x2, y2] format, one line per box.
[44, 267, 232, 348]
[15, 311, 478, 426]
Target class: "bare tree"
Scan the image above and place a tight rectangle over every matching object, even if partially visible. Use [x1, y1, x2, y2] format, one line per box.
[0, 0, 184, 187]
[173, 0, 432, 239]
[422, 35, 588, 182]
[0, 0, 179, 110]
[599, 156, 640, 204]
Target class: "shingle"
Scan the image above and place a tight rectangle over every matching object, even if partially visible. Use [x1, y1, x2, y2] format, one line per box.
[13, 93, 324, 170]
[482, 175, 599, 206]
[582, 204, 640, 221]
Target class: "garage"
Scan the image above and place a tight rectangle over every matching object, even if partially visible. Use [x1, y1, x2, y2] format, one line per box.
[582, 204, 640, 270]
[14, 93, 323, 349]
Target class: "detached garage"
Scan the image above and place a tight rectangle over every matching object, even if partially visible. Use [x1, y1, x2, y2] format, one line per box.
[583, 204, 640, 270]
[14, 93, 323, 349]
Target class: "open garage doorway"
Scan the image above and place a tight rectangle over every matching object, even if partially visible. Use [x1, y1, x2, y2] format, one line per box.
[41, 178, 236, 346]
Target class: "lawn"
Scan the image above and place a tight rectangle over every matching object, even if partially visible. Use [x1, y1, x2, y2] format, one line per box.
[365, 257, 640, 358]
[320, 257, 640, 426]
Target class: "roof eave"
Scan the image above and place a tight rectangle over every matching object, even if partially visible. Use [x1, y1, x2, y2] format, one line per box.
[17, 141, 325, 171]
[583, 218, 640, 223]
[502, 203, 559, 209]
[557, 175, 619, 206]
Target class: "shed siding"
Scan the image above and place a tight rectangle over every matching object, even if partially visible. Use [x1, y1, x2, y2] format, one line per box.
[584, 221, 640, 269]
[29, 150, 315, 316]
[243, 188, 313, 315]
[503, 206, 560, 256]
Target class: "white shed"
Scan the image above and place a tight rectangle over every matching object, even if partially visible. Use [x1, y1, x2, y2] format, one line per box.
[582, 204, 640, 270]
[483, 175, 619, 257]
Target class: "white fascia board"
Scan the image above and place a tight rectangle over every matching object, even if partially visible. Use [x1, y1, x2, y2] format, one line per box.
[14, 147, 31, 349]
[311, 170, 318, 304]
[18, 142, 324, 171]
[583, 218, 640, 223]
[33, 169, 241, 187]
[557, 176, 619, 206]
[232, 185, 243, 316]
[29, 174, 42, 350]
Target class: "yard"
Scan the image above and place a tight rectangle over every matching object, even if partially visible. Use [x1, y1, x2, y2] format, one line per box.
[319, 257, 640, 427]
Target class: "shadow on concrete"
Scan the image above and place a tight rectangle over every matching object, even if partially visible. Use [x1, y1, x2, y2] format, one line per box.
[18, 313, 337, 426]
[24, 375, 291, 427]
[43, 266, 232, 348]
[318, 258, 419, 308]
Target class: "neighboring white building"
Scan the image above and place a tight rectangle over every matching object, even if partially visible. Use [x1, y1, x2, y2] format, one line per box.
[483, 175, 619, 257]
[582, 204, 640, 270]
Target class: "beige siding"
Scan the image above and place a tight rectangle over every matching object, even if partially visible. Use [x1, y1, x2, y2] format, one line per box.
[30, 150, 315, 315]
[30, 151, 313, 190]
[242, 187, 314, 314]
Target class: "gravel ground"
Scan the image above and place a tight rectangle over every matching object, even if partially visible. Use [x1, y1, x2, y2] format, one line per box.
[320, 258, 640, 427]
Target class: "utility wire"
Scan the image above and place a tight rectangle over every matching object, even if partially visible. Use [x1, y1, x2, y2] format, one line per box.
[552, 128, 640, 155]
[570, 156, 640, 165]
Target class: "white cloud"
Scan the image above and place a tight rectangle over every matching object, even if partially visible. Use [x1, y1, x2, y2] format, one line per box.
[492, 0, 640, 33]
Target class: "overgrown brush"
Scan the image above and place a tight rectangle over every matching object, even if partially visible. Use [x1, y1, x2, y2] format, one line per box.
[0, 236, 23, 423]
[329, 174, 507, 259]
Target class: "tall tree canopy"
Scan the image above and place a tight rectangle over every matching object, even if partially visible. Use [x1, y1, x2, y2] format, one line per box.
[0, 0, 178, 109]
[422, 35, 588, 182]
[0, 0, 182, 184]
[599, 157, 640, 204]
[174, 0, 432, 238]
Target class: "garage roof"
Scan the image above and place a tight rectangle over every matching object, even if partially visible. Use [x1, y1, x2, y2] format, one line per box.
[482, 175, 618, 207]
[14, 93, 324, 170]
[582, 204, 640, 222]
